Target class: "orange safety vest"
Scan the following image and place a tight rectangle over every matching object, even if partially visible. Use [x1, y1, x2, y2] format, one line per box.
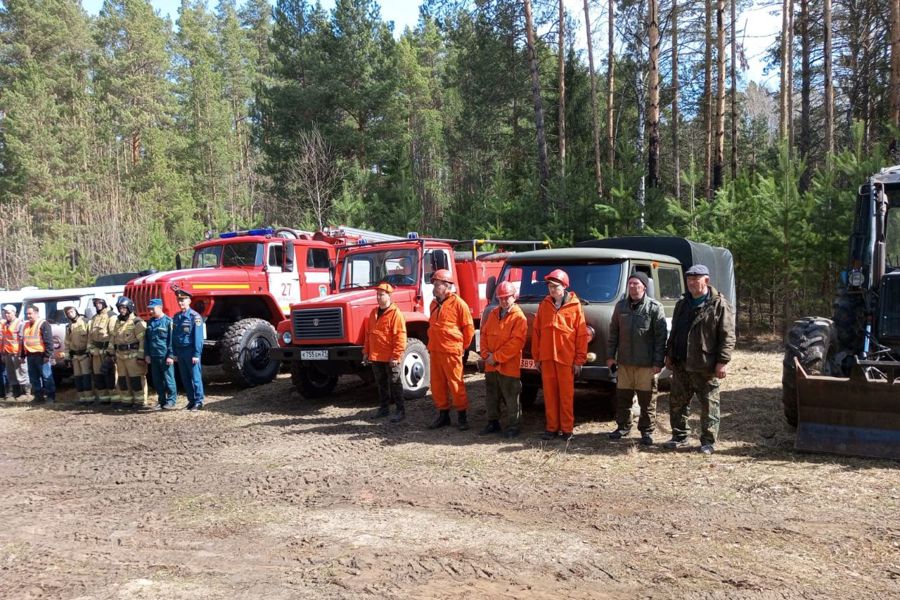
[1, 318, 22, 354]
[23, 319, 47, 354]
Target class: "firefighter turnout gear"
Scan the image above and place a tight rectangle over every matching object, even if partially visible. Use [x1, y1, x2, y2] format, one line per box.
[88, 306, 117, 403]
[65, 312, 93, 403]
[427, 293, 474, 417]
[111, 309, 147, 407]
[532, 292, 588, 437]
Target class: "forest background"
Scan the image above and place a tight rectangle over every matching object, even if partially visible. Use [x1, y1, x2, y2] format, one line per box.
[1, 0, 898, 332]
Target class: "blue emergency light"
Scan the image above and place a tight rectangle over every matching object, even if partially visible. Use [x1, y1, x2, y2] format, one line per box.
[407, 232, 419, 239]
[218, 227, 274, 239]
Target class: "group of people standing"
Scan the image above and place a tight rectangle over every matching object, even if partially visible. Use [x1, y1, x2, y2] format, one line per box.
[364, 264, 735, 454]
[0, 288, 206, 411]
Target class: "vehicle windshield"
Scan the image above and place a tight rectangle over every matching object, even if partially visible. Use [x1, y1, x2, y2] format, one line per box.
[341, 248, 420, 290]
[497, 262, 623, 303]
[192, 242, 264, 268]
[27, 298, 82, 323]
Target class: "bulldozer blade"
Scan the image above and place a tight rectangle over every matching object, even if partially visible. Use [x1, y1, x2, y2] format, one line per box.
[794, 358, 900, 460]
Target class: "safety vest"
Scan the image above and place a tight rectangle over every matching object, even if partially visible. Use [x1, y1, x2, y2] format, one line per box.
[23, 319, 46, 354]
[1, 318, 21, 354]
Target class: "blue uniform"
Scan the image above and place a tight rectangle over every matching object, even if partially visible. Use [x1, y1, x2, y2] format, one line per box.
[173, 308, 204, 407]
[145, 314, 176, 407]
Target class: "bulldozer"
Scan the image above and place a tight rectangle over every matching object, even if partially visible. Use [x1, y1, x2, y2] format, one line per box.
[782, 165, 900, 460]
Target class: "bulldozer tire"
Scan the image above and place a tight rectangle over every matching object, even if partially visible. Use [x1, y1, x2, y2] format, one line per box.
[220, 318, 280, 386]
[290, 361, 338, 399]
[401, 338, 429, 400]
[782, 317, 835, 427]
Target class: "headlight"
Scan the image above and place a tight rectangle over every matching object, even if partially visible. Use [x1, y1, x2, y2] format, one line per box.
[585, 325, 596, 342]
[848, 269, 865, 288]
[281, 331, 293, 345]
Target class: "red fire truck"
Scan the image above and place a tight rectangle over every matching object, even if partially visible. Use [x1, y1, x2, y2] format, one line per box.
[270, 235, 547, 399]
[125, 226, 399, 386]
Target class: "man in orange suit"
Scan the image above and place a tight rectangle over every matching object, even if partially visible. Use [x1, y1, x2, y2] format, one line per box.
[532, 269, 588, 441]
[427, 269, 475, 431]
[479, 281, 528, 438]
[363, 282, 408, 423]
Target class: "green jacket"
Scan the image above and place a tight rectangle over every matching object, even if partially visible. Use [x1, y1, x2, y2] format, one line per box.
[666, 285, 735, 373]
[606, 293, 668, 368]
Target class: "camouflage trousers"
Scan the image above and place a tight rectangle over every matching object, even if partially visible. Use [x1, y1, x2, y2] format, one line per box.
[668, 363, 720, 446]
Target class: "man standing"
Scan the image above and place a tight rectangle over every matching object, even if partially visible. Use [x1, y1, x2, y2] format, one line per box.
[479, 281, 528, 438]
[664, 264, 736, 455]
[111, 296, 147, 409]
[172, 288, 204, 412]
[606, 272, 668, 445]
[426, 269, 475, 431]
[88, 297, 117, 404]
[63, 306, 93, 404]
[363, 282, 407, 422]
[20, 304, 54, 404]
[144, 298, 177, 410]
[532, 269, 588, 441]
[1, 305, 30, 399]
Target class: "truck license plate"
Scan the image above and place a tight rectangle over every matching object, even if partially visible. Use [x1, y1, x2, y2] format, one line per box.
[520, 358, 536, 370]
[301, 350, 329, 360]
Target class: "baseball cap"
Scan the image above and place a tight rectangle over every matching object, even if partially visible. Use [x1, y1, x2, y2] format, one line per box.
[148, 298, 163, 308]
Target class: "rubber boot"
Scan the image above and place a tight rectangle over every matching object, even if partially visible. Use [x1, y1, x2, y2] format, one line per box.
[390, 398, 405, 423]
[374, 404, 390, 418]
[457, 410, 469, 431]
[480, 420, 501, 435]
[427, 409, 451, 429]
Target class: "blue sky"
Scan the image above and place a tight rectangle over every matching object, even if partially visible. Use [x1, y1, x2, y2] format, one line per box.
[80, 0, 778, 88]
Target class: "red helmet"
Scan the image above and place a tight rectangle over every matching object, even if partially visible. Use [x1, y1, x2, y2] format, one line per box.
[544, 269, 570, 288]
[496, 281, 517, 299]
[431, 269, 454, 284]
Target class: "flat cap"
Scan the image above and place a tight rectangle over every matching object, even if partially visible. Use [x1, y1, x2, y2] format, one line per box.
[685, 264, 710, 276]
[148, 298, 163, 308]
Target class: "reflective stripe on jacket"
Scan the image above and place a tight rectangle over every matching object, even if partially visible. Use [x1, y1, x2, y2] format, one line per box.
[1, 318, 22, 354]
[531, 292, 588, 366]
[23, 319, 50, 356]
[427, 293, 474, 356]
[479, 304, 528, 377]
[364, 303, 407, 363]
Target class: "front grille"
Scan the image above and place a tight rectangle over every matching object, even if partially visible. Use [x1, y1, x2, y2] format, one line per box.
[126, 283, 162, 319]
[293, 307, 344, 340]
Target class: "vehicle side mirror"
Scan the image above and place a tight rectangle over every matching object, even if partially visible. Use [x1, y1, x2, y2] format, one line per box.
[175, 254, 182, 270]
[329, 260, 337, 292]
[284, 241, 295, 273]
[485, 276, 497, 301]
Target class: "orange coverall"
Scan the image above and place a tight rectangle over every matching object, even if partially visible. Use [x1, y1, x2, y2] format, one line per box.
[363, 303, 407, 363]
[427, 293, 474, 410]
[479, 304, 528, 377]
[531, 292, 588, 434]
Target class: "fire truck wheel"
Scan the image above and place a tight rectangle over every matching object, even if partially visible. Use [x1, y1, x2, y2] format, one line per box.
[401, 338, 429, 400]
[519, 384, 540, 409]
[782, 317, 835, 428]
[220, 318, 281, 386]
[290, 362, 338, 399]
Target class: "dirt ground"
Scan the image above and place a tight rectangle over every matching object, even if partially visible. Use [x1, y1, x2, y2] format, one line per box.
[1, 341, 898, 599]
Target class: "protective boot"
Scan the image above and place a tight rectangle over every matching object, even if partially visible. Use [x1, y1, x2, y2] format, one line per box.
[427, 409, 451, 429]
[457, 410, 469, 431]
[390, 398, 405, 423]
[11, 384, 22, 399]
[130, 376, 145, 408]
[374, 404, 390, 418]
[480, 420, 502, 435]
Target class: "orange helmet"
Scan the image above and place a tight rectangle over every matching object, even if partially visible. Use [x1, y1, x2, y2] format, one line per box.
[431, 269, 454, 284]
[374, 282, 394, 294]
[544, 269, 570, 288]
[496, 281, 517, 299]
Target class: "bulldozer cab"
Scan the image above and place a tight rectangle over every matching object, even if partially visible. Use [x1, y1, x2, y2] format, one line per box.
[786, 166, 900, 460]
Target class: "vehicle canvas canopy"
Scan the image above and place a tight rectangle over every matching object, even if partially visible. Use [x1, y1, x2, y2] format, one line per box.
[577, 236, 737, 308]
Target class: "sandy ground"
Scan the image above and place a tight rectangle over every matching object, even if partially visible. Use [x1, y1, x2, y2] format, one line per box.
[1, 341, 898, 599]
